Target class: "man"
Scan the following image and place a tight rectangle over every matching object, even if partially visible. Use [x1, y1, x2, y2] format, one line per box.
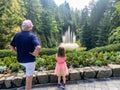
[10, 20, 41, 90]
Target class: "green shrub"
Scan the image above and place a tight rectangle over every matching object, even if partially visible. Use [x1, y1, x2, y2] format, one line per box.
[39, 47, 86, 56]
[89, 44, 120, 52]
[39, 48, 57, 55]
[0, 58, 4, 66]
[95, 60, 103, 66]
[36, 55, 56, 70]
[0, 48, 86, 58]
[1, 48, 120, 74]
[0, 56, 20, 73]
[0, 49, 16, 58]
[3, 57, 13, 66]
[46, 64, 54, 70]
[73, 60, 79, 68]
[9, 62, 20, 72]
[35, 58, 45, 70]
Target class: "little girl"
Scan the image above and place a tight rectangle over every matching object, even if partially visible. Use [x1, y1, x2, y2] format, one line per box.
[54, 47, 69, 89]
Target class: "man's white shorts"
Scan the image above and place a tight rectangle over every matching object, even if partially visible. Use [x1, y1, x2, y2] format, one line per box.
[20, 62, 35, 76]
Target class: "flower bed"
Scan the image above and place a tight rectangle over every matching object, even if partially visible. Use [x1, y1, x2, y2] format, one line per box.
[0, 64, 120, 89]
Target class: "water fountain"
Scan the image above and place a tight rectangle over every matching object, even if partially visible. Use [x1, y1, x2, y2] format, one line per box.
[59, 26, 79, 49]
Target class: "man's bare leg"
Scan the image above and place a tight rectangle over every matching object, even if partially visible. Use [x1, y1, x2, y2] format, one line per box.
[25, 76, 33, 90]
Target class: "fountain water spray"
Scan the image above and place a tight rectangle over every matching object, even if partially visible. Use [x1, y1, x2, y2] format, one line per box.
[59, 26, 79, 49]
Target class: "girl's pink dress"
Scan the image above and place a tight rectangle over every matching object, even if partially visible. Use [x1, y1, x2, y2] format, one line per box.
[54, 55, 69, 76]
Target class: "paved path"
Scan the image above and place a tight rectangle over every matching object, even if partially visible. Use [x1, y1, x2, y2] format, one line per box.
[31, 77, 120, 90]
[2, 77, 120, 90]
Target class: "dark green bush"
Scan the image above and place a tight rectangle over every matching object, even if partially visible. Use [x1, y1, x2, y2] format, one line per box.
[1, 47, 120, 74]
[0, 58, 4, 66]
[89, 44, 120, 52]
[0, 56, 21, 73]
[39, 48, 57, 55]
[39, 48, 74, 56]
[35, 58, 45, 70]
[95, 60, 103, 66]
[0, 47, 86, 58]
[0, 49, 16, 58]
[9, 62, 20, 72]
[39, 47, 86, 56]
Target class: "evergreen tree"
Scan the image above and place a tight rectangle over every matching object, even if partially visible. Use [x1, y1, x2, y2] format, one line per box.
[96, 0, 114, 46]
[71, 9, 81, 44]
[0, 0, 25, 49]
[89, 0, 110, 48]
[80, 6, 91, 49]
[57, 1, 72, 32]
[40, 0, 59, 47]
[110, 0, 120, 30]
[108, 0, 120, 44]
[24, 0, 42, 33]
[108, 26, 120, 44]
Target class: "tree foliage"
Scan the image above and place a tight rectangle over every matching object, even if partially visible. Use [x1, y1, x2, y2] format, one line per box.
[0, 0, 120, 49]
[109, 26, 120, 44]
[0, 0, 25, 49]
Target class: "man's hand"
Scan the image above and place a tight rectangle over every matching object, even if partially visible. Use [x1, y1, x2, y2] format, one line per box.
[9, 45, 17, 54]
[29, 52, 37, 56]
[30, 45, 41, 56]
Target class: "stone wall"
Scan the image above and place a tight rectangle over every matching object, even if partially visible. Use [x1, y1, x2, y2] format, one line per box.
[0, 64, 120, 89]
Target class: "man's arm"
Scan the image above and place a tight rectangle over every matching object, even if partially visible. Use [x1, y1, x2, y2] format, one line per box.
[30, 45, 41, 56]
[9, 45, 17, 54]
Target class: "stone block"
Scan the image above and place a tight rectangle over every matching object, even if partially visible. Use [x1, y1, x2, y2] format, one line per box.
[12, 76, 23, 87]
[45, 70, 57, 83]
[83, 67, 96, 79]
[76, 68, 84, 78]
[4, 76, 14, 88]
[69, 69, 81, 81]
[0, 77, 5, 88]
[32, 75, 37, 85]
[17, 73, 26, 86]
[108, 64, 120, 77]
[49, 73, 58, 83]
[36, 72, 48, 84]
[92, 66, 112, 78]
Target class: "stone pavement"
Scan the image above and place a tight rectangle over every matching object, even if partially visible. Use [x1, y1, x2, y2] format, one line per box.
[2, 77, 120, 90]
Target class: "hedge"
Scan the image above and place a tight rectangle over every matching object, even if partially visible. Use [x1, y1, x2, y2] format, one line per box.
[0, 47, 86, 58]
[0, 49, 16, 58]
[89, 43, 120, 52]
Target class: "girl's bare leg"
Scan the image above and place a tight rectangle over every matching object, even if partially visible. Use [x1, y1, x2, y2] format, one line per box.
[63, 76, 66, 84]
[58, 76, 61, 84]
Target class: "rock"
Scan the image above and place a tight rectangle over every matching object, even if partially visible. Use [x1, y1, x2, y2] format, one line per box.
[0, 77, 5, 88]
[17, 73, 26, 86]
[92, 66, 112, 78]
[108, 64, 120, 77]
[44, 70, 58, 83]
[69, 69, 81, 81]
[83, 67, 96, 79]
[36, 72, 48, 84]
[49, 73, 58, 83]
[0, 65, 120, 89]
[32, 75, 37, 85]
[4, 76, 14, 88]
[12, 76, 23, 87]
[76, 68, 84, 79]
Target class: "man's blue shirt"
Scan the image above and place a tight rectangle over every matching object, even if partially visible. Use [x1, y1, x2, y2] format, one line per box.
[10, 30, 40, 63]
